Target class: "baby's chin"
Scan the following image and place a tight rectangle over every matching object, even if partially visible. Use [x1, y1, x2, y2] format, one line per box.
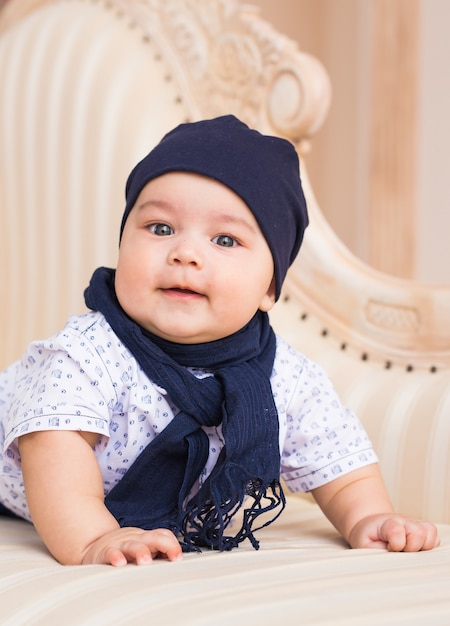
[137, 323, 228, 345]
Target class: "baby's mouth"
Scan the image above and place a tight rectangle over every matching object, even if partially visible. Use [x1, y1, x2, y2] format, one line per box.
[171, 287, 197, 294]
[163, 286, 203, 297]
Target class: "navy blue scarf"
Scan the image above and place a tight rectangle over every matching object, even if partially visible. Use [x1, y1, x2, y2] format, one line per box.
[84, 266, 285, 551]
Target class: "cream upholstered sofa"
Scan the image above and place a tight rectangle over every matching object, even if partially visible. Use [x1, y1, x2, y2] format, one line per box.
[1, 1, 450, 624]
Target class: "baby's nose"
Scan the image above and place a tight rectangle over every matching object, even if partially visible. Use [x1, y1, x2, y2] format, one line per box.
[168, 238, 203, 267]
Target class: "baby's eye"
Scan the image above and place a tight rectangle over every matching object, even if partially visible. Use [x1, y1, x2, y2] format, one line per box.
[212, 234, 237, 248]
[149, 223, 173, 236]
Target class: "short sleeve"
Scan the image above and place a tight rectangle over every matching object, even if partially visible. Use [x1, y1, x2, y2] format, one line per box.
[273, 341, 377, 492]
[3, 328, 114, 450]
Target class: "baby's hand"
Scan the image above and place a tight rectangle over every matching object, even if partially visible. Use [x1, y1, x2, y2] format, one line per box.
[81, 527, 183, 566]
[348, 514, 440, 552]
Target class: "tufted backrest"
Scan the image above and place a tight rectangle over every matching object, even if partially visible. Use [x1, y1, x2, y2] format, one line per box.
[1, 0, 449, 523]
[0, 0, 193, 359]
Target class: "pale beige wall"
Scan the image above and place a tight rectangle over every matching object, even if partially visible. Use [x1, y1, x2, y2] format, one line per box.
[252, 0, 369, 260]
[416, 0, 450, 284]
[251, 0, 450, 284]
[303, 1, 372, 267]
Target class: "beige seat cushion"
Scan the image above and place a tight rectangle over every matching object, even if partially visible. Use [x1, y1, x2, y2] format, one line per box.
[1, 495, 450, 625]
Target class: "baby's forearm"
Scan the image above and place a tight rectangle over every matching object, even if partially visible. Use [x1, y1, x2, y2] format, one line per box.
[19, 430, 119, 564]
[19, 430, 183, 565]
[311, 464, 395, 544]
[312, 464, 439, 552]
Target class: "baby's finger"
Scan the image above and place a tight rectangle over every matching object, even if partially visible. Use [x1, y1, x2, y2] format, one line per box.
[381, 518, 440, 552]
[380, 519, 407, 552]
[143, 529, 183, 562]
[103, 546, 128, 567]
[403, 521, 440, 552]
[117, 540, 157, 565]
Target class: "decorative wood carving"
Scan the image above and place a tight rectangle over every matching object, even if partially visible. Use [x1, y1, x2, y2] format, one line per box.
[364, 300, 420, 335]
[0, 0, 331, 152]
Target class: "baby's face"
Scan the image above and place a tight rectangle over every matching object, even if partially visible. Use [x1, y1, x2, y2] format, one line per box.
[115, 172, 275, 343]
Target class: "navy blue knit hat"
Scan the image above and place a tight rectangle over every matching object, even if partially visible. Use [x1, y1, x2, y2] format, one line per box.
[120, 115, 308, 300]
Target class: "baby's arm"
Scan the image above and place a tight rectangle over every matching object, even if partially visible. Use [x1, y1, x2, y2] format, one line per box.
[18, 430, 182, 566]
[311, 463, 439, 551]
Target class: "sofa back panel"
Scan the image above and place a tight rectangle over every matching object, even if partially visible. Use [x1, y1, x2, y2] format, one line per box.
[270, 300, 450, 523]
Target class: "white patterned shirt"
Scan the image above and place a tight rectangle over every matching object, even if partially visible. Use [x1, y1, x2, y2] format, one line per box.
[0, 312, 377, 520]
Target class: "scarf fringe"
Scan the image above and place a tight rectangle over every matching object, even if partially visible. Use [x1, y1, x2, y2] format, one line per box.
[179, 479, 286, 552]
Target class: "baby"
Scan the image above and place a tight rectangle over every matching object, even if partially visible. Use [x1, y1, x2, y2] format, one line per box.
[0, 115, 439, 565]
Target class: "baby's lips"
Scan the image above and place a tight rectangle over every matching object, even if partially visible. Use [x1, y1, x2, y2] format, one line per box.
[163, 286, 204, 297]
[170, 287, 197, 294]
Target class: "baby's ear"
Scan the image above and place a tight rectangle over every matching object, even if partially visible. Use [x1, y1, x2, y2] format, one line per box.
[259, 277, 276, 312]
